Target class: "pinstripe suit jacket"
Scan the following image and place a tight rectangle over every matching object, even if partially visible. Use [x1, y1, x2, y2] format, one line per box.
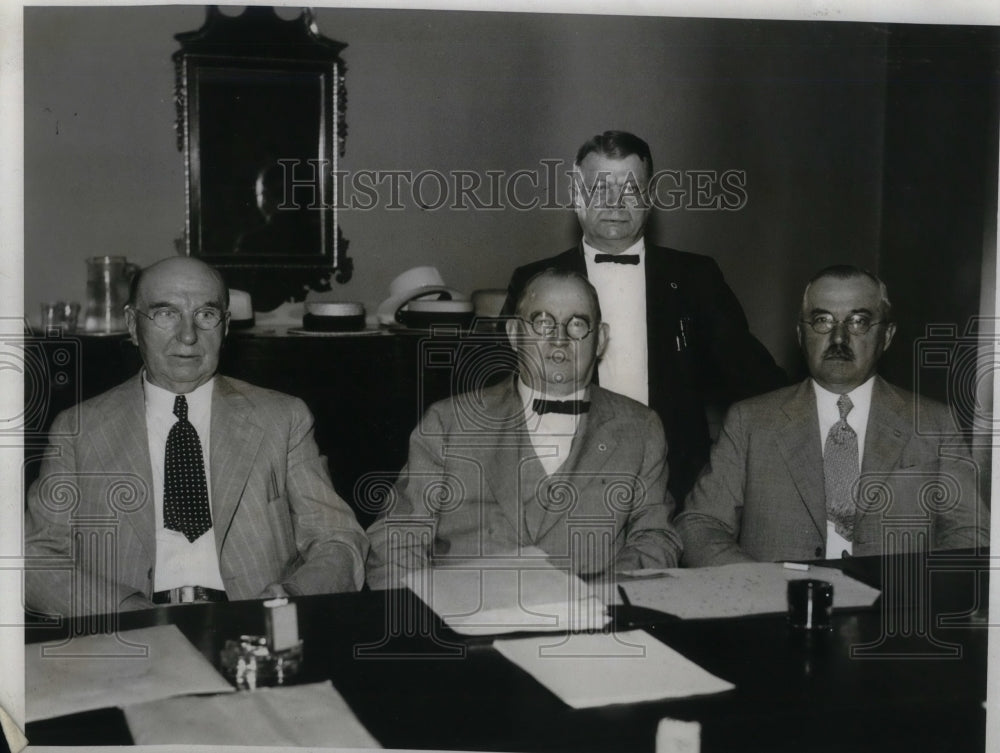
[24, 374, 368, 616]
[675, 377, 990, 566]
[365, 379, 682, 590]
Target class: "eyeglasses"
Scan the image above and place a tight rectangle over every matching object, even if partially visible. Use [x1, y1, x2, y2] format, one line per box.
[578, 181, 649, 209]
[521, 314, 594, 341]
[130, 306, 226, 331]
[800, 314, 883, 336]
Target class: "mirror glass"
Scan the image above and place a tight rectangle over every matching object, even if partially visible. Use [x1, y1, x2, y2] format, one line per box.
[174, 6, 351, 310]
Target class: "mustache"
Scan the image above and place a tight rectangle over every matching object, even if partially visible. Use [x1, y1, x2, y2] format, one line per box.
[823, 343, 854, 360]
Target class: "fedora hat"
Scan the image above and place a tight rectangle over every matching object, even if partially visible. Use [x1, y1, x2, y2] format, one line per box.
[376, 266, 468, 326]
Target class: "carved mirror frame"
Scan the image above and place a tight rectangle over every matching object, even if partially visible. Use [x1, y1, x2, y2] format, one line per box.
[174, 6, 351, 310]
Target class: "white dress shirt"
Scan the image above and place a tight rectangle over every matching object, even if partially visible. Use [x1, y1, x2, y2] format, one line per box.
[812, 376, 876, 558]
[143, 374, 225, 591]
[517, 379, 585, 476]
[583, 238, 648, 405]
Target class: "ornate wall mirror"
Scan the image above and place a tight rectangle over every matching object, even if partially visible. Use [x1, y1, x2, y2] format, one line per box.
[174, 6, 351, 310]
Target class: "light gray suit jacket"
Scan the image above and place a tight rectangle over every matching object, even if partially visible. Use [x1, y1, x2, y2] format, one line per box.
[676, 377, 989, 566]
[25, 374, 368, 616]
[365, 379, 682, 589]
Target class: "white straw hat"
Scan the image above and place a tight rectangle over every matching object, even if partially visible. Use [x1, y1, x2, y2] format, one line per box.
[376, 266, 468, 326]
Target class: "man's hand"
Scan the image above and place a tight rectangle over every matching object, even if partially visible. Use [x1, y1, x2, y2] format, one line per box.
[260, 582, 290, 599]
[120, 591, 157, 611]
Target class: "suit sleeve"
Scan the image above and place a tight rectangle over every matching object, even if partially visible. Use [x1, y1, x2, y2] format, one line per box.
[365, 406, 445, 590]
[279, 398, 369, 595]
[674, 403, 757, 566]
[24, 410, 153, 616]
[926, 408, 990, 550]
[691, 257, 787, 403]
[613, 410, 683, 571]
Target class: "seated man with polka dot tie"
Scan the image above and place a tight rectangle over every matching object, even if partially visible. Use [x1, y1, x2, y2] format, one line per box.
[675, 265, 989, 566]
[25, 257, 368, 615]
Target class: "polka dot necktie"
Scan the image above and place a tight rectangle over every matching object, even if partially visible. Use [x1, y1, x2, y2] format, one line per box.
[823, 393, 860, 541]
[163, 395, 212, 542]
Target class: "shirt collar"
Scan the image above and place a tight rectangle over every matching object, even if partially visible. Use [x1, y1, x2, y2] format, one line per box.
[516, 377, 588, 412]
[811, 375, 876, 415]
[142, 371, 215, 417]
[582, 237, 645, 261]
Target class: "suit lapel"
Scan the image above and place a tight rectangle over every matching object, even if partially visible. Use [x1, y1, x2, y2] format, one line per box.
[643, 244, 682, 396]
[471, 380, 536, 539]
[532, 389, 617, 541]
[776, 380, 827, 542]
[209, 377, 265, 555]
[101, 376, 156, 563]
[860, 377, 909, 477]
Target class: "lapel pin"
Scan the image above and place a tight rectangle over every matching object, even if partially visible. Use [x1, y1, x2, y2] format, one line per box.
[598, 443, 607, 452]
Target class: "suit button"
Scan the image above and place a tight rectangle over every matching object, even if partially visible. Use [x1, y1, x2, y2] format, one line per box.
[814, 547, 823, 557]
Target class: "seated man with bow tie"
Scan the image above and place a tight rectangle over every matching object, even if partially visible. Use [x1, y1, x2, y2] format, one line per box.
[365, 269, 681, 589]
[675, 265, 989, 566]
[24, 257, 368, 616]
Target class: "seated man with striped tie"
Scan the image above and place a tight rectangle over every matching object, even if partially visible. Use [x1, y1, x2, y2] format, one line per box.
[675, 265, 989, 566]
[365, 268, 682, 590]
[25, 256, 368, 616]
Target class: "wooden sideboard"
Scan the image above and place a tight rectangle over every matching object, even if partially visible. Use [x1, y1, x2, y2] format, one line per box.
[23, 327, 514, 527]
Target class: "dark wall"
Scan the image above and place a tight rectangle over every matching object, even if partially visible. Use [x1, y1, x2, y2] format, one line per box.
[877, 25, 999, 419]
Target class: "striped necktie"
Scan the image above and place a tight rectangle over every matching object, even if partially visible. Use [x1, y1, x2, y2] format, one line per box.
[823, 393, 859, 541]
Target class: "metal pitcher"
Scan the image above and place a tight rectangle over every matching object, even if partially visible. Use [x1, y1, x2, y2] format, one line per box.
[83, 256, 140, 334]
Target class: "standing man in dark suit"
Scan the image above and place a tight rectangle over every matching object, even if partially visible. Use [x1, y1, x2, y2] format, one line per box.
[366, 269, 681, 590]
[25, 256, 368, 616]
[504, 131, 786, 503]
[676, 266, 989, 565]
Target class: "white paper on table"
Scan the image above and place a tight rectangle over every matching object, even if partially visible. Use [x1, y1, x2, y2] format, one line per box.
[124, 680, 381, 748]
[26, 624, 234, 722]
[494, 630, 734, 708]
[615, 562, 881, 620]
[406, 554, 610, 635]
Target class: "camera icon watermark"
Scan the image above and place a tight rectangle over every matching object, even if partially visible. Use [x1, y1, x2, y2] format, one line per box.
[912, 318, 999, 437]
[0, 318, 81, 443]
[415, 325, 521, 436]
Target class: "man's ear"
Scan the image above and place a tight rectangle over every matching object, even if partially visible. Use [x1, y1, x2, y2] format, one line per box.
[595, 321, 610, 359]
[882, 321, 897, 352]
[570, 166, 585, 210]
[505, 316, 519, 351]
[223, 311, 231, 338]
[796, 322, 804, 350]
[125, 306, 139, 346]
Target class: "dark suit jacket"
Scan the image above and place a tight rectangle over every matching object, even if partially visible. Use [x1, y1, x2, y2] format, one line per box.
[365, 379, 682, 590]
[504, 243, 787, 503]
[25, 374, 369, 616]
[675, 377, 990, 566]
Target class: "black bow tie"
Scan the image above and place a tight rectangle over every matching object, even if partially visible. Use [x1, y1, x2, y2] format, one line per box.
[594, 253, 640, 265]
[533, 399, 591, 415]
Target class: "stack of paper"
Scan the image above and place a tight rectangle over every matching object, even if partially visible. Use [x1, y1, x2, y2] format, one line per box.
[407, 554, 610, 635]
[615, 562, 881, 620]
[124, 680, 381, 748]
[494, 630, 734, 708]
[26, 625, 234, 722]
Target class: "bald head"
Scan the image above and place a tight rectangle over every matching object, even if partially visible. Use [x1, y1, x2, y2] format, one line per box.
[129, 257, 229, 311]
[125, 257, 230, 394]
